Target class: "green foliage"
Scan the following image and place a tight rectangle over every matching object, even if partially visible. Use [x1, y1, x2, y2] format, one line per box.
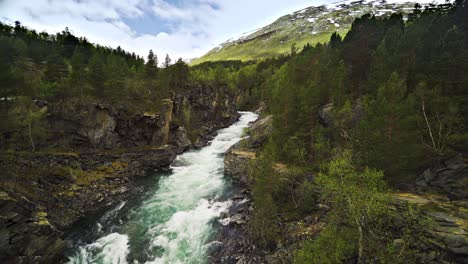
[295, 225, 355, 264]
[5, 97, 47, 151]
[249, 140, 280, 247]
[296, 179, 318, 214]
[296, 152, 429, 263]
[353, 73, 425, 182]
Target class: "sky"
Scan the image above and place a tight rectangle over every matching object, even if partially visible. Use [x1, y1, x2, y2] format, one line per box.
[0, 0, 332, 61]
[0, 0, 443, 61]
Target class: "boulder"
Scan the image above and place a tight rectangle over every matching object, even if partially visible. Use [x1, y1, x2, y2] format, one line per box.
[318, 103, 335, 128]
[318, 101, 362, 129]
[224, 142, 256, 185]
[415, 154, 467, 200]
[170, 126, 192, 153]
[245, 115, 272, 148]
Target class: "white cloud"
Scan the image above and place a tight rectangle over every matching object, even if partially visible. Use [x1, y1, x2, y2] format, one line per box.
[152, 0, 193, 20]
[0, 0, 338, 60]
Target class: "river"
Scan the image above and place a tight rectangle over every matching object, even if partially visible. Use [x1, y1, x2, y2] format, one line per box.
[67, 111, 258, 264]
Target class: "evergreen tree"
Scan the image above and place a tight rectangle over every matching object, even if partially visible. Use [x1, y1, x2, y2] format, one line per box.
[145, 49, 158, 78]
[88, 52, 106, 97]
[353, 73, 423, 182]
[164, 54, 171, 68]
[170, 58, 190, 88]
[70, 46, 87, 100]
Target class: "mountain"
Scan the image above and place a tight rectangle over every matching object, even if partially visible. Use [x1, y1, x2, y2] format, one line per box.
[191, 0, 443, 64]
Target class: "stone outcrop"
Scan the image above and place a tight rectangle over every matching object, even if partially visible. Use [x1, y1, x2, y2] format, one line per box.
[415, 154, 468, 200]
[318, 101, 362, 129]
[216, 113, 284, 263]
[172, 82, 239, 147]
[44, 82, 239, 151]
[245, 115, 272, 148]
[394, 193, 468, 263]
[47, 103, 171, 150]
[224, 114, 272, 186]
[0, 192, 66, 264]
[224, 143, 256, 186]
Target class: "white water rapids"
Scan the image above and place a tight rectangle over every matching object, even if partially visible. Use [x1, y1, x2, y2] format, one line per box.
[68, 111, 258, 264]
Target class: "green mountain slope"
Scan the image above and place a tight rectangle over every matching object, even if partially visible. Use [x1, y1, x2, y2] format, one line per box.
[191, 0, 433, 64]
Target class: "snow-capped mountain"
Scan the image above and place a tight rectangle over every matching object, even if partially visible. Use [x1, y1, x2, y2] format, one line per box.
[191, 0, 448, 64]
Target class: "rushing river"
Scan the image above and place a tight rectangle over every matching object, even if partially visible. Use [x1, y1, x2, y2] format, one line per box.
[68, 111, 258, 264]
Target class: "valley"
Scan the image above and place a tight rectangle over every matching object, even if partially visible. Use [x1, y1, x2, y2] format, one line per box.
[1, 0, 467, 263]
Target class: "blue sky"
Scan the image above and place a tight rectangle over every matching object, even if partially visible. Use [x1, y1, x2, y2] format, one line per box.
[0, 0, 334, 60]
[0, 0, 438, 61]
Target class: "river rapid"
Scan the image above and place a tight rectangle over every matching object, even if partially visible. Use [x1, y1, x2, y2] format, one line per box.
[68, 111, 258, 264]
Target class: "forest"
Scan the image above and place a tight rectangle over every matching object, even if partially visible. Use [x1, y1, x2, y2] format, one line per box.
[0, 21, 194, 150]
[0, 0, 467, 263]
[193, 1, 467, 262]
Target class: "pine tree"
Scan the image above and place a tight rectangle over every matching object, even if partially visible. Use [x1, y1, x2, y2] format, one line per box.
[88, 52, 106, 97]
[70, 46, 87, 100]
[353, 73, 423, 182]
[163, 54, 171, 68]
[145, 49, 158, 78]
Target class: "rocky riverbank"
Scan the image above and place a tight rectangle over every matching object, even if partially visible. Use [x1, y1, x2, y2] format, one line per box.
[0, 82, 239, 263]
[210, 114, 273, 263]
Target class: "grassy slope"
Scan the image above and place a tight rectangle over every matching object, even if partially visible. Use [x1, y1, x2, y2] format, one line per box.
[191, 31, 344, 64]
[191, 1, 416, 64]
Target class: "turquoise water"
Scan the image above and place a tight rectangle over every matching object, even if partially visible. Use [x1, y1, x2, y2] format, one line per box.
[68, 112, 258, 264]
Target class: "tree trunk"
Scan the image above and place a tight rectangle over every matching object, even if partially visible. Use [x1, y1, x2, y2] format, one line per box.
[28, 114, 35, 152]
[356, 218, 364, 263]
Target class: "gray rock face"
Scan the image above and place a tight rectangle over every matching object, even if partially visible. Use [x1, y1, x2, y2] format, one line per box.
[171, 82, 240, 148]
[47, 103, 167, 150]
[224, 115, 272, 186]
[216, 114, 278, 263]
[44, 83, 239, 151]
[318, 103, 335, 128]
[246, 115, 273, 148]
[210, 189, 266, 263]
[224, 142, 256, 186]
[428, 211, 468, 262]
[416, 154, 468, 200]
[78, 104, 118, 148]
[0, 192, 66, 264]
[394, 193, 468, 263]
[318, 101, 362, 129]
[170, 126, 192, 153]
